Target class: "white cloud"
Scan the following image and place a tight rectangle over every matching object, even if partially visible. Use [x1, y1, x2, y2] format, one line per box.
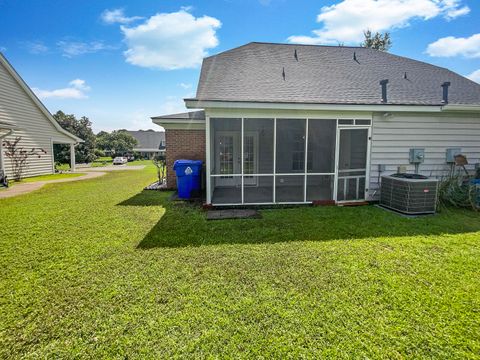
[121, 9, 221, 70]
[101, 8, 143, 24]
[23, 41, 48, 54]
[288, 0, 470, 45]
[179, 82, 192, 89]
[33, 79, 91, 100]
[444, 3, 470, 19]
[129, 109, 164, 130]
[467, 70, 480, 84]
[159, 96, 189, 114]
[57, 40, 114, 57]
[426, 33, 480, 58]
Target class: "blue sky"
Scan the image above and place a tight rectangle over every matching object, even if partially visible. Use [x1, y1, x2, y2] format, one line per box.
[1, 0, 479, 132]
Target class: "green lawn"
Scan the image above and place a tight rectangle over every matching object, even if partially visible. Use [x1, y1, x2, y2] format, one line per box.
[91, 157, 113, 167]
[127, 159, 153, 166]
[1, 164, 479, 358]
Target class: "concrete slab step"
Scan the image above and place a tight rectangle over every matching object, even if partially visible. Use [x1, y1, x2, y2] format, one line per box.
[206, 209, 261, 220]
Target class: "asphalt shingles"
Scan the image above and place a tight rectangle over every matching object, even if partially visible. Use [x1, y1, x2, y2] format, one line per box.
[192, 42, 480, 106]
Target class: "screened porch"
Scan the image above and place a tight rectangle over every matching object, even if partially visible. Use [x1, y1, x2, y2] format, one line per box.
[207, 117, 370, 205]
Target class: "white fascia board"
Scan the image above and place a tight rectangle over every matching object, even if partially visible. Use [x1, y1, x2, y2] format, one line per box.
[185, 99, 443, 113]
[0, 53, 83, 143]
[441, 104, 480, 113]
[134, 148, 164, 152]
[152, 118, 205, 130]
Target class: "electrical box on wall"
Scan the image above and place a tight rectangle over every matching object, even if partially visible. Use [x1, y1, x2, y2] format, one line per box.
[446, 148, 461, 163]
[409, 148, 425, 164]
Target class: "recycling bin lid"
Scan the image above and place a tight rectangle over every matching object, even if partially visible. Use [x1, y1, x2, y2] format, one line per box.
[173, 159, 203, 169]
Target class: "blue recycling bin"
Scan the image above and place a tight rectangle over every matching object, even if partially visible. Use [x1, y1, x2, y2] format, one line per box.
[471, 179, 480, 207]
[173, 160, 203, 199]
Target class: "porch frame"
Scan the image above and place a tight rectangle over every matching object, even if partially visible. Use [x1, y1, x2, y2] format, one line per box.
[206, 114, 373, 206]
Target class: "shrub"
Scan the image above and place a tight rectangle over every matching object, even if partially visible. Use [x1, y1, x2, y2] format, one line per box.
[438, 175, 478, 211]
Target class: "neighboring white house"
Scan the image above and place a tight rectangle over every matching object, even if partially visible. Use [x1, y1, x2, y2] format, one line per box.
[125, 130, 165, 159]
[0, 53, 81, 179]
[153, 42, 480, 206]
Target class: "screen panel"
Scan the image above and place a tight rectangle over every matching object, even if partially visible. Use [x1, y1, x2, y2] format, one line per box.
[306, 175, 334, 201]
[307, 119, 336, 173]
[275, 175, 304, 202]
[244, 118, 274, 174]
[244, 176, 273, 203]
[210, 118, 241, 175]
[275, 119, 306, 174]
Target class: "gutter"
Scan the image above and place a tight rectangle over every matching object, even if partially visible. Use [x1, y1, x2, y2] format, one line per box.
[441, 104, 480, 113]
[184, 99, 443, 113]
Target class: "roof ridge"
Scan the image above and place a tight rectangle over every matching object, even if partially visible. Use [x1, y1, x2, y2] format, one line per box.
[203, 41, 370, 60]
[250, 41, 366, 49]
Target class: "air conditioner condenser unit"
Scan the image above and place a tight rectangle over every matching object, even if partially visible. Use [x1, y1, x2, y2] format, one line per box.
[380, 173, 439, 215]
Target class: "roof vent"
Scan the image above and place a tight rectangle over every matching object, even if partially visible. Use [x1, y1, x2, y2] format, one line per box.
[403, 72, 407, 80]
[282, 67, 286, 80]
[441, 81, 451, 104]
[294, 49, 298, 61]
[380, 79, 389, 103]
[353, 51, 358, 62]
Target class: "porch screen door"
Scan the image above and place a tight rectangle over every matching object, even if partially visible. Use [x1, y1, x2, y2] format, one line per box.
[337, 128, 369, 201]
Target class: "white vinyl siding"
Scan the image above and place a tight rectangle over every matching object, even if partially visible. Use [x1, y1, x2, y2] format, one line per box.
[0, 60, 73, 178]
[369, 113, 480, 199]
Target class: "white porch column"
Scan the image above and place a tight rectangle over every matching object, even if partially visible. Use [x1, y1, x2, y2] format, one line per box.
[70, 143, 76, 172]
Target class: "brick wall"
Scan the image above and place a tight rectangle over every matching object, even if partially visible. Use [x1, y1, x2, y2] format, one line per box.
[165, 129, 206, 189]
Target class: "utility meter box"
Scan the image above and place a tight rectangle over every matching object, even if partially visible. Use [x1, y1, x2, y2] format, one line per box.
[446, 148, 461, 163]
[409, 148, 425, 164]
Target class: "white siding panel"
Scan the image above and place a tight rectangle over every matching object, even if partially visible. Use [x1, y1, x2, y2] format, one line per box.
[369, 113, 480, 199]
[0, 60, 72, 178]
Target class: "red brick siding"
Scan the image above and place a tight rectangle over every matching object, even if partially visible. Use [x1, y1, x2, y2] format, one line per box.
[165, 129, 206, 189]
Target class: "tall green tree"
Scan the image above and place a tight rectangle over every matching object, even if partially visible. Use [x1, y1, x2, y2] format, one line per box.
[361, 30, 392, 51]
[96, 130, 137, 157]
[53, 111, 97, 164]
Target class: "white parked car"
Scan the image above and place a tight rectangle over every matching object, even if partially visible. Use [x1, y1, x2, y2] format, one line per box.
[113, 157, 128, 165]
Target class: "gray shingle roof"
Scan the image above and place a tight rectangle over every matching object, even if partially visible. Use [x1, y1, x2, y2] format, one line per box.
[151, 110, 205, 120]
[192, 42, 480, 106]
[126, 130, 165, 151]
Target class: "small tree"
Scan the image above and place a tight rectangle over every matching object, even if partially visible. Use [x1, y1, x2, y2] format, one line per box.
[152, 157, 166, 185]
[3, 137, 47, 181]
[361, 30, 392, 51]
